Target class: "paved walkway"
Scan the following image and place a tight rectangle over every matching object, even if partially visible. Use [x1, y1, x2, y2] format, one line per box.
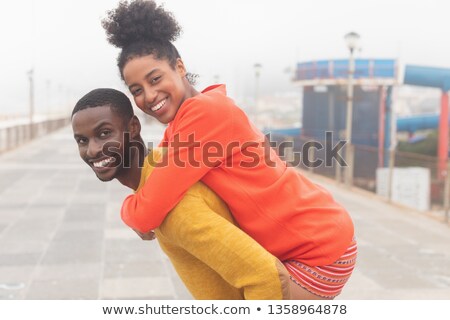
[0, 125, 449, 299]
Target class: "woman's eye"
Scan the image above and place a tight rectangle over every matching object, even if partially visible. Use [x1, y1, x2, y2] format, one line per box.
[132, 88, 142, 96]
[151, 76, 161, 84]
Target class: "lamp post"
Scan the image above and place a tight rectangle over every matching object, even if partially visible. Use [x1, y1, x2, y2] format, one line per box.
[254, 63, 262, 126]
[344, 32, 360, 187]
[46, 79, 51, 116]
[27, 69, 34, 139]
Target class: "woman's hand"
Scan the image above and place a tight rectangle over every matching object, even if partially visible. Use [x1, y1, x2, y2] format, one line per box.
[132, 228, 156, 241]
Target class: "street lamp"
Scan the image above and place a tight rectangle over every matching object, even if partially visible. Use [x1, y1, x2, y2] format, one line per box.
[344, 32, 360, 187]
[27, 69, 34, 139]
[254, 63, 262, 125]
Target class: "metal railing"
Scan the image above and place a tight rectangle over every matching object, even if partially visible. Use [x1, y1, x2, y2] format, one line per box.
[269, 132, 450, 224]
[0, 117, 70, 154]
[295, 59, 397, 82]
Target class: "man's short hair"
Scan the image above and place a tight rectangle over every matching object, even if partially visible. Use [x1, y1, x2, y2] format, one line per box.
[72, 88, 134, 121]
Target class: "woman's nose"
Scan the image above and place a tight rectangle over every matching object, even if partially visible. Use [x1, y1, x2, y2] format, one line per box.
[144, 89, 158, 105]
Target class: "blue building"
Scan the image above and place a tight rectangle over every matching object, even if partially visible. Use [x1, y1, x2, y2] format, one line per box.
[294, 59, 397, 148]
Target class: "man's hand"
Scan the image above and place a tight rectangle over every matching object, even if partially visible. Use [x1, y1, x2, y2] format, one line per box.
[132, 228, 156, 241]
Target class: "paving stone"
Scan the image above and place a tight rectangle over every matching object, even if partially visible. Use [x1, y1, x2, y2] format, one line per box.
[3, 222, 57, 242]
[0, 223, 8, 233]
[103, 261, 167, 278]
[0, 253, 42, 266]
[100, 277, 174, 299]
[0, 266, 35, 283]
[0, 239, 48, 255]
[32, 195, 71, 206]
[2, 126, 450, 300]
[104, 239, 162, 264]
[34, 263, 102, 281]
[0, 287, 28, 299]
[40, 242, 102, 265]
[52, 228, 104, 243]
[26, 278, 99, 299]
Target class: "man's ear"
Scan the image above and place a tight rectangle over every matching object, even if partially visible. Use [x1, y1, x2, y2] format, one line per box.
[129, 115, 141, 139]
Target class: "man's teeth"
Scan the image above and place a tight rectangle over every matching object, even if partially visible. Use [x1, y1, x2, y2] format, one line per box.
[151, 99, 166, 112]
[93, 157, 114, 168]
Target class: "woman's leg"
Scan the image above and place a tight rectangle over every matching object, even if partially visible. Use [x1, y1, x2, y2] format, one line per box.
[284, 238, 357, 300]
[287, 279, 333, 300]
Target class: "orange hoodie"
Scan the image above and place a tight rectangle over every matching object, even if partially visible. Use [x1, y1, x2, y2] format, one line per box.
[122, 85, 354, 266]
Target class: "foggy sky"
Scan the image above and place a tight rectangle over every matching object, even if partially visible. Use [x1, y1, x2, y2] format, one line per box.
[1, 0, 449, 116]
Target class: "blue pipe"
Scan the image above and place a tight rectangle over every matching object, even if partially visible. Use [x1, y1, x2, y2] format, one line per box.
[404, 65, 450, 92]
[396, 114, 440, 133]
[266, 113, 443, 137]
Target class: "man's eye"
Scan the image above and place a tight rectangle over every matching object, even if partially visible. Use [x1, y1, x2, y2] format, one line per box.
[100, 130, 111, 138]
[76, 138, 87, 145]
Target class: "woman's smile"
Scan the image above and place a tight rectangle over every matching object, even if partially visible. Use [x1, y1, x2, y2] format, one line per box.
[123, 55, 192, 124]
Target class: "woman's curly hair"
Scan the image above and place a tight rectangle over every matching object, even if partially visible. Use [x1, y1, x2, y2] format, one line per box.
[102, 0, 181, 48]
[102, 0, 192, 81]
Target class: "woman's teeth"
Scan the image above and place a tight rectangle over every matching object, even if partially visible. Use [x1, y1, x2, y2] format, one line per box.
[93, 157, 114, 168]
[151, 99, 166, 112]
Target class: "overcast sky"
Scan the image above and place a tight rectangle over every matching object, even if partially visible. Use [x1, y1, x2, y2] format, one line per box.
[1, 0, 450, 116]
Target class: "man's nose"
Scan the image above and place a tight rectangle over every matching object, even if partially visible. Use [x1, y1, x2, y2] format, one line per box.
[86, 139, 103, 159]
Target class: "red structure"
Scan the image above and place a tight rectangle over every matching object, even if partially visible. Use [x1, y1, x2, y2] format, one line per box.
[438, 92, 449, 178]
[404, 65, 450, 180]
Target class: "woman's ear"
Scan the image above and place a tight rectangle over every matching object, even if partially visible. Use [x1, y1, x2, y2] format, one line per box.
[176, 58, 187, 77]
[129, 115, 141, 139]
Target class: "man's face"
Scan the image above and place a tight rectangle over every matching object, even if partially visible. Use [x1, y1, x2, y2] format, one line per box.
[72, 105, 128, 182]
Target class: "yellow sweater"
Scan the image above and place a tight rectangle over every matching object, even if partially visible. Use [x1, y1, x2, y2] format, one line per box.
[134, 149, 290, 300]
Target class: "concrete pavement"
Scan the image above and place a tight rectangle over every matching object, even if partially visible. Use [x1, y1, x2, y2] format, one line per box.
[0, 123, 191, 299]
[0, 125, 449, 299]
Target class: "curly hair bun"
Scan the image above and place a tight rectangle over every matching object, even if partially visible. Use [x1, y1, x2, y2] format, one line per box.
[102, 0, 181, 48]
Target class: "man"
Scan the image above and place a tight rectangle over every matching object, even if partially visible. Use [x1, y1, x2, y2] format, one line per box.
[71, 88, 290, 299]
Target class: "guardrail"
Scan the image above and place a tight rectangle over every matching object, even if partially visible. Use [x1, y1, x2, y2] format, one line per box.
[268, 132, 449, 225]
[0, 117, 70, 154]
[295, 59, 398, 81]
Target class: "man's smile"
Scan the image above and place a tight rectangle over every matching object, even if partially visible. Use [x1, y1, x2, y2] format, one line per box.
[91, 156, 115, 168]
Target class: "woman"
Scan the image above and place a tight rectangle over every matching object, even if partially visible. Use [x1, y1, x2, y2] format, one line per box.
[102, 0, 356, 299]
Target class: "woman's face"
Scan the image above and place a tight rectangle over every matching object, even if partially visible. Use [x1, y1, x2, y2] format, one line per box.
[123, 55, 188, 124]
